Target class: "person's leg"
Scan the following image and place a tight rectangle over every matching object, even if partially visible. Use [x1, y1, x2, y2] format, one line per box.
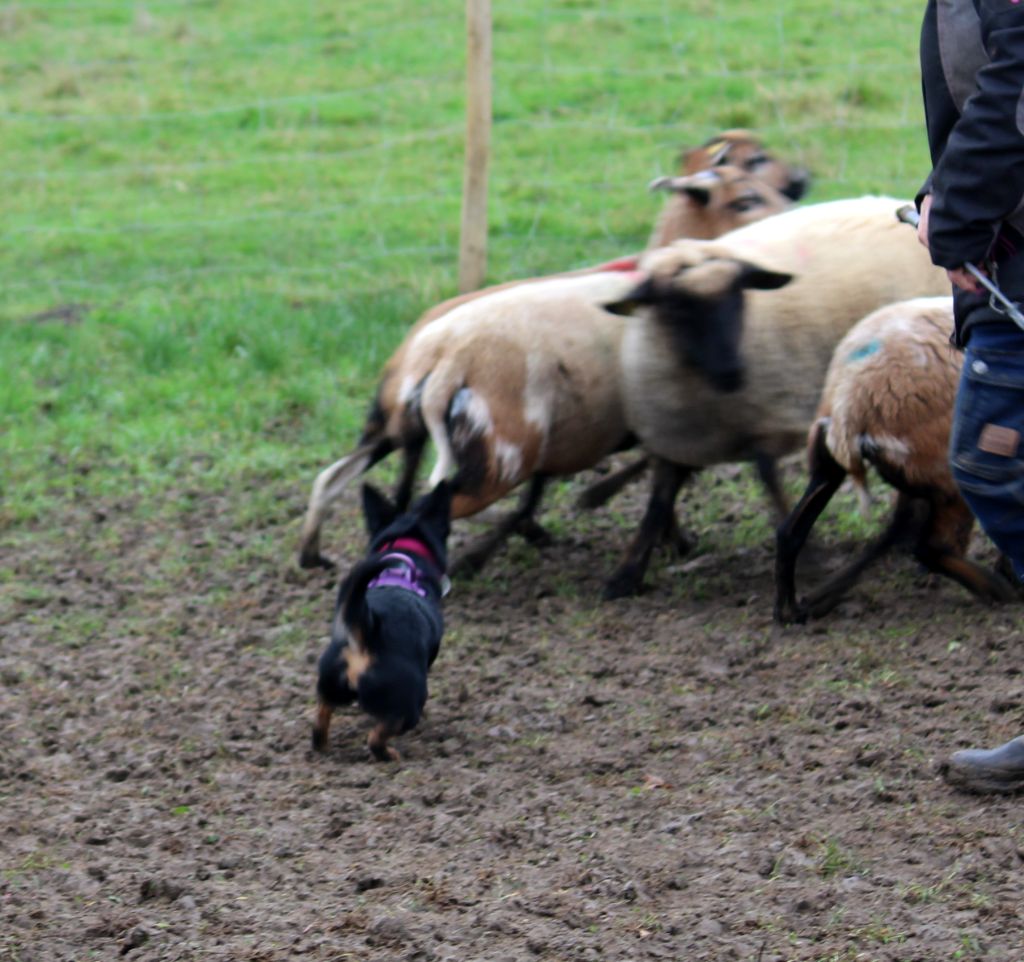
[948, 324, 1024, 579]
[941, 326, 1024, 791]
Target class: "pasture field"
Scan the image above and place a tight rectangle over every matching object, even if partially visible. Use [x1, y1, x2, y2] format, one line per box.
[4, 2, 1024, 960]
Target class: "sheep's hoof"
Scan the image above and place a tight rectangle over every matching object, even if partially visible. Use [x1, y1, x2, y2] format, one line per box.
[773, 601, 808, 626]
[449, 549, 488, 580]
[665, 527, 696, 557]
[298, 549, 336, 571]
[450, 535, 504, 578]
[515, 518, 552, 546]
[602, 568, 644, 601]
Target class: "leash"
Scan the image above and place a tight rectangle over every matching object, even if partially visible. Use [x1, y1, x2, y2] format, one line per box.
[896, 204, 1024, 331]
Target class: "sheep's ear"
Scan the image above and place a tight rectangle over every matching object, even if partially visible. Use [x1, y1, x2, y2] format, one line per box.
[361, 483, 398, 537]
[682, 184, 713, 207]
[704, 140, 732, 166]
[649, 171, 718, 204]
[739, 264, 793, 291]
[603, 277, 657, 316]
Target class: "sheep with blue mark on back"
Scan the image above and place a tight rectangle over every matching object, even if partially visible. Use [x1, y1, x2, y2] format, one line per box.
[773, 296, 1016, 624]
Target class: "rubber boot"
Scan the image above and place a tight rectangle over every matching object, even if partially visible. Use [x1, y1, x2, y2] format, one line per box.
[941, 735, 1024, 794]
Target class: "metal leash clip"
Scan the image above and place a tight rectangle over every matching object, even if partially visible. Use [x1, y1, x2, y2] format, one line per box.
[895, 204, 1024, 332]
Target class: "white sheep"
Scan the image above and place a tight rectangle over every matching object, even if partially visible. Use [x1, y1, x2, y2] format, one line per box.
[603, 196, 953, 598]
[773, 296, 1016, 623]
[298, 165, 799, 572]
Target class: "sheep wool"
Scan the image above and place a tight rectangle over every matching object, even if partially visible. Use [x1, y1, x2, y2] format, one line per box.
[621, 196, 951, 469]
[822, 296, 960, 497]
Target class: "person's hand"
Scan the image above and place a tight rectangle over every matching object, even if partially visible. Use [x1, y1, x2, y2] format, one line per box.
[947, 265, 983, 294]
[917, 193, 932, 250]
[918, 194, 984, 293]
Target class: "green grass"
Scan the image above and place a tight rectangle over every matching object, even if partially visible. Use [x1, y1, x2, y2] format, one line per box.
[1, 0, 931, 524]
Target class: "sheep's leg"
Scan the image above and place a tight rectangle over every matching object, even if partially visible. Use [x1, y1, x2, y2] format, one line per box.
[576, 456, 650, 510]
[753, 452, 791, 520]
[603, 459, 693, 600]
[298, 439, 393, 569]
[800, 494, 918, 620]
[513, 474, 553, 546]
[450, 475, 549, 578]
[393, 435, 426, 511]
[914, 499, 1018, 603]
[662, 507, 697, 556]
[774, 426, 846, 623]
[580, 454, 692, 555]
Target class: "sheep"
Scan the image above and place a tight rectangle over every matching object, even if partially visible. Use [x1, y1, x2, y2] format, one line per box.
[773, 297, 1016, 623]
[297, 164, 800, 572]
[647, 129, 810, 249]
[602, 196, 953, 598]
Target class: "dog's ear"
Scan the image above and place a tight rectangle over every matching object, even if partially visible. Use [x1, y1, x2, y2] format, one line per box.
[422, 479, 453, 519]
[361, 483, 398, 537]
[417, 480, 453, 543]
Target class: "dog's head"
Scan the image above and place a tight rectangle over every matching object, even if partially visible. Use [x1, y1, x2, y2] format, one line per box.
[361, 480, 453, 572]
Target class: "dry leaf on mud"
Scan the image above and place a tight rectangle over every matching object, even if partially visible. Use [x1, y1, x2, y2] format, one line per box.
[642, 774, 672, 791]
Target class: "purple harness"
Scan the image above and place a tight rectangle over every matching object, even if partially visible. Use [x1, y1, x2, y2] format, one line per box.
[366, 553, 429, 598]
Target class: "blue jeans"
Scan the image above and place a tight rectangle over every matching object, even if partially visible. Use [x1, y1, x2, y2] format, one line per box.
[950, 323, 1024, 581]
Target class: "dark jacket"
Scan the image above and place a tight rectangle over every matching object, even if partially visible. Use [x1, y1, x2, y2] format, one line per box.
[919, 0, 1024, 344]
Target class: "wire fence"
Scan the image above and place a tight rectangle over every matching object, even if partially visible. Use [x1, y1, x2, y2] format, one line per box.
[1, 1, 929, 317]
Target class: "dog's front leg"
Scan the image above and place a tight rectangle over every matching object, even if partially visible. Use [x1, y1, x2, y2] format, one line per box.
[311, 702, 334, 751]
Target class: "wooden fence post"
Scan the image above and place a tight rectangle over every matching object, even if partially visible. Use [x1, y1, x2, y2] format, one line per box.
[458, 0, 492, 293]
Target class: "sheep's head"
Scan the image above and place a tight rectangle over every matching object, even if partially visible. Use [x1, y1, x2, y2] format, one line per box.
[606, 246, 792, 393]
[682, 129, 810, 202]
[648, 166, 793, 237]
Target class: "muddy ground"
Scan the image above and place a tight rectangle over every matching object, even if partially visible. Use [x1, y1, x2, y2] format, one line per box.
[3, 461, 1024, 962]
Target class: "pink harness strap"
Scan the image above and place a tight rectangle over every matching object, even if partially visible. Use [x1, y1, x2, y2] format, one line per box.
[365, 537, 439, 598]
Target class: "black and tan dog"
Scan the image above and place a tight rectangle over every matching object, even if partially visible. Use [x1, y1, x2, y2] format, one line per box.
[312, 480, 451, 761]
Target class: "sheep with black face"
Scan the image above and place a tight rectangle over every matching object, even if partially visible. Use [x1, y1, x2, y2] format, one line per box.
[603, 196, 951, 598]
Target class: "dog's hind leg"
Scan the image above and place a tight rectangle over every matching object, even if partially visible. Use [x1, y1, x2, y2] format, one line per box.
[367, 723, 401, 762]
[311, 702, 334, 752]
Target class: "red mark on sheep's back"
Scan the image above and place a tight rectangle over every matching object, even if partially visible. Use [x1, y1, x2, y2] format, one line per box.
[596, 256, 640, 273]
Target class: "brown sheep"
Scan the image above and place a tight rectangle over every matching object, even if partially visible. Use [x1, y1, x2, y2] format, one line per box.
[647, 128, 809, 249]
[298, 164, 800, 572]
[773, 297, 1016, 623]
